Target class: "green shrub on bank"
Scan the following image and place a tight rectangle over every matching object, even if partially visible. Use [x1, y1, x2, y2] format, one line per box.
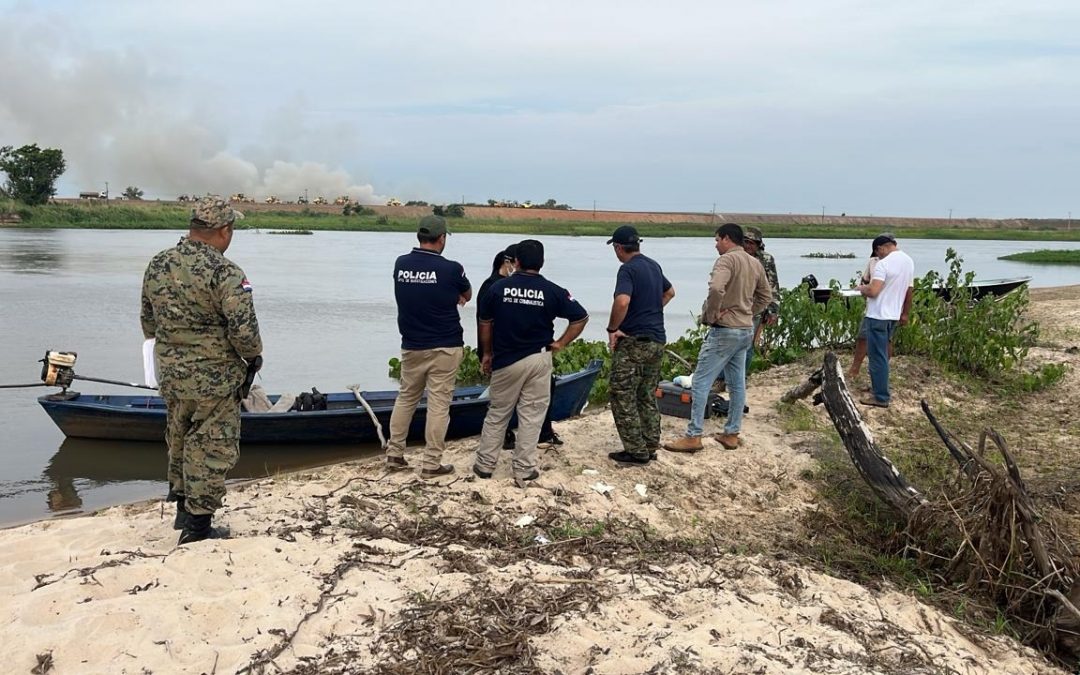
[998, 249, 1080, 264]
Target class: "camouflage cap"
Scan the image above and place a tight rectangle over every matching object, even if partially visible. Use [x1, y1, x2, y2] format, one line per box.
[191, 196, 241, 230]
[744, 226, 764, 244]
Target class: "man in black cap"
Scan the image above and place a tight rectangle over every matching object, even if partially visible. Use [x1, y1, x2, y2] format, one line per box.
[605, 225, 675, 464]
[386, 215, 472, 477]
[856, 233, 913, 408]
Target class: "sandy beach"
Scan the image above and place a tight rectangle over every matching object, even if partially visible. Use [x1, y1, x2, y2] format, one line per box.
[5, 288, 1080, 674]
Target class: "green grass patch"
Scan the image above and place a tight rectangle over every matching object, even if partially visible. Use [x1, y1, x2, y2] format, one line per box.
[999, 249, 1080, 264]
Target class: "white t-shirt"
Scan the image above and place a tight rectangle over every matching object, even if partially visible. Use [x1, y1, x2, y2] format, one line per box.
[866, 250, 914, 320]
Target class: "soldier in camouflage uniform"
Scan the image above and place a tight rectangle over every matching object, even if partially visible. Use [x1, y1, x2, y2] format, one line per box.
[742, 227, 780, 374]
[604, 226, 675, 465]
[141, 196, 262, 545]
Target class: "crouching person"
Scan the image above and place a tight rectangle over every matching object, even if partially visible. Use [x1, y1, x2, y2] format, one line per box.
[472, 240, 588, 486]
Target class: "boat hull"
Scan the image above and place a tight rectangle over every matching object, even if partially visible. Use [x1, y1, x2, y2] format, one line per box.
[810, 277, 1031, 304]
[39, 360, 602, 444]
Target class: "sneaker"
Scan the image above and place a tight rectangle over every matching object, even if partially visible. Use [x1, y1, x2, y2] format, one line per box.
[713, 432, 740, 449]
[663, 436, 703, 454]
[858, 396, 889, 408]
[386, 455, 409, 470]
[608, 451, 650, 465]
[177, 514, 230, 545]
[513, 470, 540, 488]
[472, 464, 492, 479]
[538, 431, 564, 448]
[420, 464, 455, 479]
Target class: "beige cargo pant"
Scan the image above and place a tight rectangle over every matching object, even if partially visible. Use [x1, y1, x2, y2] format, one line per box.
[473, 351, 552, 480]
[386, 347, 464, 470]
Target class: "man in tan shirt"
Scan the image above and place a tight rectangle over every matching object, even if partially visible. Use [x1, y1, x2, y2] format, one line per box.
[665, 223, 771, 453]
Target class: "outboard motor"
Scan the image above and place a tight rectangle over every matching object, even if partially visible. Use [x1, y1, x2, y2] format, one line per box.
[801, 274, 819, 289]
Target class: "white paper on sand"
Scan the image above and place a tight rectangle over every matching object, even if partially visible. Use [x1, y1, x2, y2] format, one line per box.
[142, 339, 157, 388]
[514, 515, 536, 528]
[590, 482, 615, 495]
[581, 468, 600, 476]
[634, 483, 648, 498]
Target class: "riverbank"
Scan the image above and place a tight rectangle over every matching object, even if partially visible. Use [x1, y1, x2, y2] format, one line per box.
[5, 283, 1079, 672]
[4, 200, 1080, 240]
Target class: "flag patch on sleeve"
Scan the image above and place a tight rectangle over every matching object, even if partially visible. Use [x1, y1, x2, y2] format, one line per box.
[241, 278, 253, 292]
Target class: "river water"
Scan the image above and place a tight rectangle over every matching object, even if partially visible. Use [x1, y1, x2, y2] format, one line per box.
[2, 228, 1078, 525]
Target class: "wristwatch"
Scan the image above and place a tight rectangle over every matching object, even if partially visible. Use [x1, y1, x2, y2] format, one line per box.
[606, 327, 618, 333]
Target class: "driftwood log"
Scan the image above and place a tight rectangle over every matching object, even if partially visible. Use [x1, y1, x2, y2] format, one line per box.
[786, 352, 1080, 654]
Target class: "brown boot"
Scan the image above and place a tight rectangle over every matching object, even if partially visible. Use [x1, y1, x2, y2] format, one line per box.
[713, 433, 740, 449]
[663, 436, 703, 454]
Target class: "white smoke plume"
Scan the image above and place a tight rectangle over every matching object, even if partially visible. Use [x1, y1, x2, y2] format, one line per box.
[0, 9, 383, 204]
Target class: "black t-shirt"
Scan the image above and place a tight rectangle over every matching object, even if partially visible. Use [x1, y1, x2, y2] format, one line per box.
[613, 253, 671, 343]
[393, 247, 471, 350]
[478, 271, 588, 370]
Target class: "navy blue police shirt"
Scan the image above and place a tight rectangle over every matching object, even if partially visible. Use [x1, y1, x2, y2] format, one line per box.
[613, 253, 671, 343]
[393, 248, 471, 350]
[478, 272, 588, 371]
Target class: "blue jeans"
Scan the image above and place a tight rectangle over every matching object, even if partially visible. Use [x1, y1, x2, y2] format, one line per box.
[687, 326, 753, 437]
[863, 317, 896, 404]
[717, 315, 761, 383]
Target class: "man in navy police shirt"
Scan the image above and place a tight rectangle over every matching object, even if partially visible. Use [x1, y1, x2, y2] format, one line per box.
[386, 215, 471, 478]
[472, 239, 588, 486]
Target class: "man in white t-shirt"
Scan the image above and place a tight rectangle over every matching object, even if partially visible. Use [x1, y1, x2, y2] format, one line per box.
[856, 233, 914, 408]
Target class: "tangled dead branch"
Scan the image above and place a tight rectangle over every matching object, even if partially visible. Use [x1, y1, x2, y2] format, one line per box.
[793, 352, 1080, 656]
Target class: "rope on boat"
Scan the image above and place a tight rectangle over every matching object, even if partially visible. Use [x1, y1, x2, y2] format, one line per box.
[348, 386, 388, 449]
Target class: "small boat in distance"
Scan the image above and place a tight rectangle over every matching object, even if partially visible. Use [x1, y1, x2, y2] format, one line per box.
[38, 360, 602, 444]
[809, 276, 1031, 304]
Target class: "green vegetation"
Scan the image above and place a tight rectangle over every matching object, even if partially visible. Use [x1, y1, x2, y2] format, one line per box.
[999, 249, 1080, 264]
[6, 201, 1080, 240]
[123, 186, 144, 200]
[801, 251, 857, 259]
[0, 144, 67, 205]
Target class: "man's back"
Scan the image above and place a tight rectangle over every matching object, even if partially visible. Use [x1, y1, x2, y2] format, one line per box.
[615, 254, 670, 343]
[480, 272, 587, 371]
[141, 237, 261, 399]
[393, 248, 470, 350]
[866, 250, 914, 321]
[702, 249, 771, 329]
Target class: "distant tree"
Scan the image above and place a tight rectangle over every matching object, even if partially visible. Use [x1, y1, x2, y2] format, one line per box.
[543, 198, 557, 209]
[123, 186, 144, 200]
[445, 203, 465, 218]
[487, 199, 498, 206]
[432, 204, 445, 217]
[404, 200, 429, 207]
[0, 144, 66, 205]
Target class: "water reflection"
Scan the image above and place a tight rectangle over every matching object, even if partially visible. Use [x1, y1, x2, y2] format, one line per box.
[42, 438, 382, 514]
[0, 231, 66, 274]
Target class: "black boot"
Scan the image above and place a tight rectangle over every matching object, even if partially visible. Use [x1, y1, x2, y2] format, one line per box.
[178, 514, 230, 545]
[173, 498, 190, 531]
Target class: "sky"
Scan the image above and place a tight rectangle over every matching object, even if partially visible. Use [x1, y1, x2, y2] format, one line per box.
[1, 0, 1077, 217]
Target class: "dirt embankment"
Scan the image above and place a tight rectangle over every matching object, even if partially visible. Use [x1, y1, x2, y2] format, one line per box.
[51, 198, 1077, 230]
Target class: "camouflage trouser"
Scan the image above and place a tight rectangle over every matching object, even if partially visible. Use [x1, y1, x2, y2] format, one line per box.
[609, 338, 665, 459]
[164, 394, 241, 516]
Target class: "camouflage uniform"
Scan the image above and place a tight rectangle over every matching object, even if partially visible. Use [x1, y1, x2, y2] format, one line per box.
[757, 249, 780, 321]
[609, 338, 665, 459]
[140, 197, 262, 516]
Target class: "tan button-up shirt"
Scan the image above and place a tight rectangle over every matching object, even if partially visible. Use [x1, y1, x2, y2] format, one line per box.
[700, 248, 772, 328]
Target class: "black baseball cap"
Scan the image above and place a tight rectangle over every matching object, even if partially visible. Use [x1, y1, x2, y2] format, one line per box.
[606, 225, 641, 246]
[871, 232, 897, 251]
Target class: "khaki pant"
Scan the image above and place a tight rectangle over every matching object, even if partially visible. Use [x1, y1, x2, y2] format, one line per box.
[474, 351, 552, 480]
[386, 347, 464, 470]
[165, 394, 241, 516]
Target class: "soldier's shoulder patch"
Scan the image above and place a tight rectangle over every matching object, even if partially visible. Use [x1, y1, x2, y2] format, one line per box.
[241, 277, 253, 292]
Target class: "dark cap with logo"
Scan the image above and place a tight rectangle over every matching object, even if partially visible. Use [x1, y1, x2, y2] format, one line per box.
[871, 232, 897, 252]
[606, 225, 641, 246]
[417, 215, 449, 237]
